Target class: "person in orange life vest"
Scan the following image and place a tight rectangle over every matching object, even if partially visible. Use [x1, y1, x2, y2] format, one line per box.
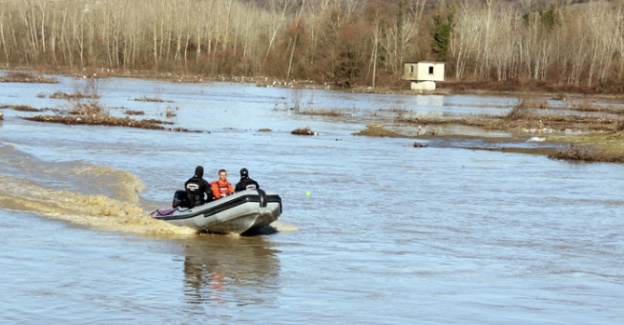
[211, 169, 234, 199]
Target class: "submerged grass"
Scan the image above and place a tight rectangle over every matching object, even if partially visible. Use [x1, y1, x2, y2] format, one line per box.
[9, 105, 40, 112]
[550, 131, 624, 163]
[133, 96, 172, 103]
[50, 91, 99, 100]
[124, 110, 145, 116]
[296, 108, 345, 117]
[352, 125, 405, 137]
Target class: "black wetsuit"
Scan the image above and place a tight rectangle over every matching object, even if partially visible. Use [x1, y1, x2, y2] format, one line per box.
[185, 167, 213, 207]
[235, 177, 259, 191]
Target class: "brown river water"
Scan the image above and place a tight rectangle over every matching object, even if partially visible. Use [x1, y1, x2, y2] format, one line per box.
[0, 73, 623, 324]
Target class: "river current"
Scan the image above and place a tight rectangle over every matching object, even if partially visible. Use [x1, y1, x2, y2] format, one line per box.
[0, 73, 622, 324]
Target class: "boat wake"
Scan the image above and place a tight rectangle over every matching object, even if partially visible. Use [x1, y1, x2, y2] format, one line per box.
[0, 145, 195, 236]
[270, 221, 298, 232]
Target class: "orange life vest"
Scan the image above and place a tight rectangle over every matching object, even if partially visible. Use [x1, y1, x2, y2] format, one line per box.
[211, 180, 233, 199]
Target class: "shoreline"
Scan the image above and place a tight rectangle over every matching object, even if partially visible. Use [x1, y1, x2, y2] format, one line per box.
[4, 66, 624, 98]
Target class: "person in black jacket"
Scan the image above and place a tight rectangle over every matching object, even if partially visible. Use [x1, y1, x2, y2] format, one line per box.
[235, 168, 260, 191]
[185, 166, 213, 207]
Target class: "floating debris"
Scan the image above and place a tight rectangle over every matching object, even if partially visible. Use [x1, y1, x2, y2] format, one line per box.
[291, 127, 317, 136]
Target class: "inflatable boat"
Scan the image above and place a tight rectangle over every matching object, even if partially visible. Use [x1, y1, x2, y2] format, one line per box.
[149, 188, 282, 235]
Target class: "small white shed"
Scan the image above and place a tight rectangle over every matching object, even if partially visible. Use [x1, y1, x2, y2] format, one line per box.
[402, 62, 445, 90]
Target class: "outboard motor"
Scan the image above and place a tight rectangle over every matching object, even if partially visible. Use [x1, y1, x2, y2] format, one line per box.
[172, 190, 189, 208]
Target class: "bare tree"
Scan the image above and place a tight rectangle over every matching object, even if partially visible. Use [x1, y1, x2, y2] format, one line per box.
[449, 0, 485, 79]
[0, 4, 10, 64]
[261, 0, 293, 68]
[1, 0, 623, 90]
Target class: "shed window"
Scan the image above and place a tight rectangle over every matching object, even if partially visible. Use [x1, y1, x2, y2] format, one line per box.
[429, 66, 434, 74]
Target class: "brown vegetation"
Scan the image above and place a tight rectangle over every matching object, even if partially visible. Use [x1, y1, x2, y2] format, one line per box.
[6, 105, 41, 112]
[352, 125, 405, 137]
[296, 108, 346, 117]
[1, 1, 624, 93]
[291, 127, 316, 136]
[68, 103, 108, 116]
[398, 95, 624, 135]
[133, 96, 171, 103]
[400, 111, 622, 133]
[548, 132, 624, 163]
[354, 119, 624, 163]
[50, 91, 100, 100]
[2, 0, 622, 165]
[347, 96, 624, 163]
[23, 114, 201, 133]
[10, 74, 198, 132]
[124, 110, 145, 116]
[0, 72, 57, 84]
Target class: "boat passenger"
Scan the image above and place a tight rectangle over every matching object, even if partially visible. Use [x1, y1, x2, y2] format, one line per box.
[211, 169, 234, 199]
[185, 165, 213, 208]
[235, 168, 260, 191]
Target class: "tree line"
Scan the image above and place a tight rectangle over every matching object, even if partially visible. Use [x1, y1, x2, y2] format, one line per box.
[1, 0, 623, 91]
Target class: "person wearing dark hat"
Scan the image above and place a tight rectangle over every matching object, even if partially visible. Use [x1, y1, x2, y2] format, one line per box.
[184, 165, 213, 207]
[235, 168, 260, 191]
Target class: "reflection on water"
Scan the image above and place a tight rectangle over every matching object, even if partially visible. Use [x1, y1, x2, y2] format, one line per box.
[181, 235, 280, 308]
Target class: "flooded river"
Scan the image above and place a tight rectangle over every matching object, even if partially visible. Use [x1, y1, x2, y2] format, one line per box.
[0, 73, 623, 324]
